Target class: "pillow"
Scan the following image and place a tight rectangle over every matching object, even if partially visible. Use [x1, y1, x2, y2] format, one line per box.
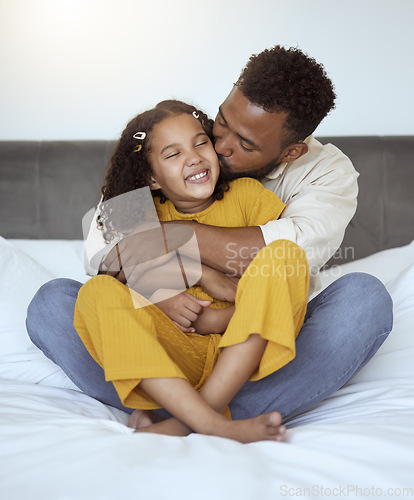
[10, 239, 88, 283]
[317, 239, 414, 296]
[0, 237, 78, 389]
[349, 261, 414, 384]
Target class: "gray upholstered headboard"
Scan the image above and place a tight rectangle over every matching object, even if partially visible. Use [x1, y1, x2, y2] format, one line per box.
[321, 136, 414, 263]
[0, 141, 115, 241]
[1, 137, 413, 264]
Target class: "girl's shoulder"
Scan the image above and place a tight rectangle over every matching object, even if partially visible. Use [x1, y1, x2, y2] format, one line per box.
[227, 177, 265, 193]
[153, 197, 176, 221]
[225, 177, 272, 204]
[224, 177, 286, 226]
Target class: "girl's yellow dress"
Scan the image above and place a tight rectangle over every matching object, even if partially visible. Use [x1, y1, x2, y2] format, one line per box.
[74, 178, 309, 411]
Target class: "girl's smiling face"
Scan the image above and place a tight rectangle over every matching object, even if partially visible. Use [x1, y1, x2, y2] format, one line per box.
[148, 113, 220, 213]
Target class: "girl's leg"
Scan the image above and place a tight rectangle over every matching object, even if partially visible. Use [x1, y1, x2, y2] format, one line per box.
[73, 241, 307, 441]
[137, 333, 284, 443]
[137, 240, 309, 440]
[73, 274, 216, 410]
[218, 240, 309, 382]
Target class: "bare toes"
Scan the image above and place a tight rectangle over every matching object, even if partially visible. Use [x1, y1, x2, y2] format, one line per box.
[267, 411, 282, 427]
[262, 412, 286, 441]
[128, 410, 153, 429]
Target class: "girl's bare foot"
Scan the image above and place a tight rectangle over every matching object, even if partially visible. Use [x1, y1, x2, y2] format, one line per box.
[128, 409, 165, 429]
[220, 412, 286, 443]
[134, 411, 286, 443]
[135, 417, 191, 436]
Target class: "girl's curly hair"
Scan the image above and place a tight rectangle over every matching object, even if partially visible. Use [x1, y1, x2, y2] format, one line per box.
[237, 45, 336, 145]
[97, 100, 229, 243]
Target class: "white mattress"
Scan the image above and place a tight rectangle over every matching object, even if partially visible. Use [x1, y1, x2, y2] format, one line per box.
[1, 236, 414, 499]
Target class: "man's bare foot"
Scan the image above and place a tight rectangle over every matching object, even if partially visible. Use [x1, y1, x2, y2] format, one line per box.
[128, 409, 165, 429]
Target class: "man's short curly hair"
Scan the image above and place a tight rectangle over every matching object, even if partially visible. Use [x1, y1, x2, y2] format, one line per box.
[237, 45, 336, 145]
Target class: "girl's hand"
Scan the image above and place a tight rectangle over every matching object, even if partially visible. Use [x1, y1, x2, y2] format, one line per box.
[192, 305, 235, 335]
[199, 265, 239, 303]
[150, 289, 211, 333]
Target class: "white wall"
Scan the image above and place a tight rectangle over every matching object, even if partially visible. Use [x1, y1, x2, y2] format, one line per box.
[0, 0, 412, 140]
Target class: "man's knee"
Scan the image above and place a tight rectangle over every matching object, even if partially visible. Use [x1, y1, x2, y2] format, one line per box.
[336, 272, 392, 306]
[27, 278, 81, 313]
[26, 278, 82, 345]
[333, 272, 393, 334]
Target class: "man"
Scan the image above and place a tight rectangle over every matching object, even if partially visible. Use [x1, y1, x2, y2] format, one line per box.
[26, 46, 393, 428]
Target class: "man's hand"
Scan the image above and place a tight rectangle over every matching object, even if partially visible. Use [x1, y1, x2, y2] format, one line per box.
[150, 289, 211, 333]
[99, 223, 201, 294]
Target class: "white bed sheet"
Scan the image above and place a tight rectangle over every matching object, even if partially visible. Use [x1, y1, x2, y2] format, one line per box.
[1, 237, 414, 499]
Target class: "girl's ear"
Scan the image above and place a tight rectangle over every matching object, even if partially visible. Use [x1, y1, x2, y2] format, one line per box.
[149, 176, 161, 190]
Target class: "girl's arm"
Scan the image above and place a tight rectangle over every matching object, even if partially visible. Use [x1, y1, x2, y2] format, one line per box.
[198, 264, 239, 303]
[149, 263, 237, 334]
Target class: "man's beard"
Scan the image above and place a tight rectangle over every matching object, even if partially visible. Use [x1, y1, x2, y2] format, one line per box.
[218, 154, 281, 181]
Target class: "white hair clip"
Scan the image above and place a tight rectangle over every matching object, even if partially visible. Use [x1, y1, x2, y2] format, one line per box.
[133, 132, 146, 140]
[192, 111, 200, 119]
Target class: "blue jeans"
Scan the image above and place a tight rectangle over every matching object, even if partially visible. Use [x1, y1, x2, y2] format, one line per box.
[26, 273, 393, 421]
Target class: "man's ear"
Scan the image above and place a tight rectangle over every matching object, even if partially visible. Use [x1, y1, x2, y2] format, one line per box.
[149, 177, 161, 190]
[279, 142, 308, 163]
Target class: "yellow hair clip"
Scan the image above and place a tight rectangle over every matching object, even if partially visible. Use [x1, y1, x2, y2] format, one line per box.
[133, 145, 142, 153]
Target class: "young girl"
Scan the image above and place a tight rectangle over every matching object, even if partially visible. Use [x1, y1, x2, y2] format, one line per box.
[76, 100, 309, 443]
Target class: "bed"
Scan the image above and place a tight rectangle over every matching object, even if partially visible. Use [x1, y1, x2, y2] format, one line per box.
[1, 137, 414, 499]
